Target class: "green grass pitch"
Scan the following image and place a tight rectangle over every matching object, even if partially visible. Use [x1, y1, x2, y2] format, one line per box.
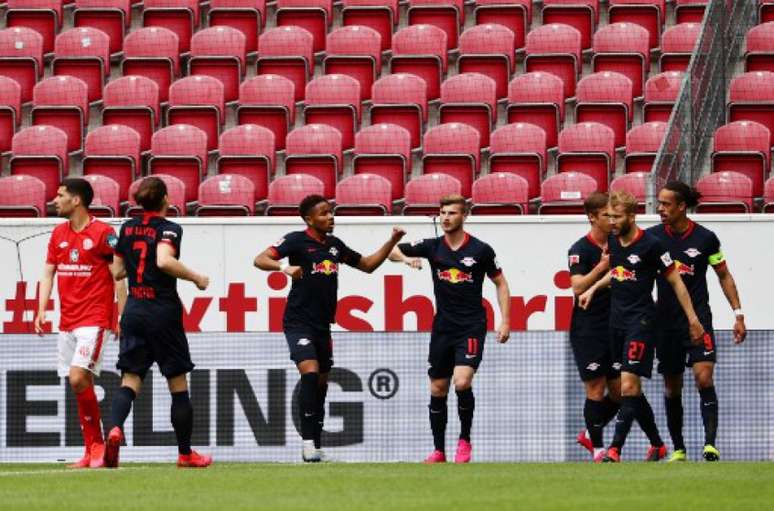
[1, 462, 772, 510]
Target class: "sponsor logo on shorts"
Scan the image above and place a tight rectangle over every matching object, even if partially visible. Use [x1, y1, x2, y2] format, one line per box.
[460, 257, 476, 267]
[684, 248, 701, 258]
[78, 345, 91, 358]
[311, 260, 338, 275]
[704, 351, 714, 356]
[465, 354, 477, 359]
[437, 268, 474, 284]
[586, 362, 600, 371]
[675, 260, 695, 276]
[612, 363, 622, 371]
[329, 247, 339, 257]
[610, 266, 636, 282]
[627, 254, 641, 265]
[297, 338, 311, 346]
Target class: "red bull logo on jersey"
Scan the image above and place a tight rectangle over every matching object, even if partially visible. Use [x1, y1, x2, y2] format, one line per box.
[437, 268, 474, 284]
[610, 266, 637, 282]
[311, 259, 338, 276]
[675, 260, 695, 276]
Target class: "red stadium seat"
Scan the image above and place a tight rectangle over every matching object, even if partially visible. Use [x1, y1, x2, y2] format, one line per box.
[557, 122, 615, 192]
[390, 24, 447, 101]
[643, 71, 684, 123]
[422, 123, 480, 197]
[0, 27, 43, 103]
[507, 71, 564, 149]
[265, 174, 324, 216]
[0, 77, 21, 153]
[9, 125, 68, 201]
[102, 75, 160, 153]
[237, 74, 295, 151]
[216, 124, 275, 202]
[285, 124, 343, 198]
[624, 121, 667, 174]
[0, 175, 47, 217]
[148, 124, 208, 204]
[439, 73, 496, 149]
[31, 75, 88, 153]
[408, 0, 463, 50]
[763, 176, 774, 212]
[660, 23, 701, 72]
[525, 24, 581, 100]
[142, 0, 200, 53]
[711, 120, 770, 198]
[83, 174, 120, 217]
[695, 171, 753, 213]
[592, 22, 649, 99]
[458, 24, 515, 100]
[126, 174, 186, 216]
[675, 0, 706, 24]
[341, 0, 397, 52]
[474, 0, 530, 52]
[763, 0, 774, 25]
[323, 26, 381, 101]
[275, 0, 332, 53]
[6, 0, 61, 54]
[353, 123, 411, 201]
[610, 172, 648, 212]
[403, 173, 461, 216]
[167, 76, 225, 152]
[122, 27, 179, 103]
[575, 71, 633, 149]
[334, 173, 392, 215]
[196, 174, 255, 216]
[608, 0, 664, 50]
[208, 0, 266, 55]
[189, 26, 246, 103]
[727, 71, 774, 147]
[370, 73, 427, 149]
[489, 122, 547, 200]
[471, 172, 529, 215]
[542, 0, 597, 50]
[257, 26, 314, 102]
[539, 172, 597, 214]
[304, 74, 361, 150]
[52, 27, 109, 102]
[73, 0, 130, 55]
[745, 22, 774, 73]
[83, 124, 141, 202]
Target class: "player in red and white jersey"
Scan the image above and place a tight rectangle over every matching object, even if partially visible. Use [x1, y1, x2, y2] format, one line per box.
[34, 178, 124, 469]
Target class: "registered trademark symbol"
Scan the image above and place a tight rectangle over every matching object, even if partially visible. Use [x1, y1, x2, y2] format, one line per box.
[368, 368, 399, 400]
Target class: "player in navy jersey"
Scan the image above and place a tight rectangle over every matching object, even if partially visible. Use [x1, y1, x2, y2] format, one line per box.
[104, 177, 213, 468]
[580, 191, 704, 463]
[254, 194, 406, 462]
[389, 194, 511, 464]
[649, 181, 746, 462]
[567, 192, 621, 462]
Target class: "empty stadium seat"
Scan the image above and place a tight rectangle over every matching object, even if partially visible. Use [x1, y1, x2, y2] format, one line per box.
[196, 174, 256, 216]
[695, 171, 753, 213]
[0, 77, 21, 153]
[237, 74, 295, 151]
[762, 0, 774, 25]
[507, 72, 564, 149]
[557, 122, 615, 192]
[208, 0, 266, 55]
[575, 71, 633, 149]
[31, 75, 88, 153]
[285, 124, 343, 198]
[745, 22, 774, 73]
[167, 76, 225, 152]
[675, 0, 707, 24]
[660, 22, 701, 72]
[83, 124, 141, 202]
[711, 120, 770, 198]
[257, 26, 314, 102]
[341, 0, 397, 52]
[122, 27, 180, 103]
[422, 123, 480, 197]
[407, 0, 463, 51]
[727, 71, 774, 147]
[353, 123, 411, 202]
[189, 26, 247, 103]
[624, 121, 667, 174]
[148, 124, 209, 204]
[0, 175, 47, 217]
[439, 73, 496, 148]
[73, 0, 130, 55]
[304, 74, 361, 150]
[457, 24, 515, 100]
[643, 71, 684, 123]
[6, 0, 61, 54]
[608, 0, 664, 50]
[763, 176, 774, 212]
[0, 27, 44, 103]
[525, 24, 582, 99]
[474, 0, 531, 51]
[275, 0, 332, 53]
[610, 172, 648, 212]
[84, 174, 120, 217]
[471, 172, 529, 215]
[542, 0, 597, 50]
[102, 75, 160, 153]
[126, 174, 186, 216]
[142, 0, 200, 53]
[323, 26, 381, 101]
[370, 73, 428, 149]
[216, 124, 275, 202]
[334, 174, 392, 215]
[9, 125, 68, 202]
[390, 24, 447, 100]
[52, 27, 110, 102]
[265, 174, 324, 216]
[489, 122, 547, 200]
[592, 22, 649, 99]
[403, 173, 461, 216]
[539, 172, 597, 214]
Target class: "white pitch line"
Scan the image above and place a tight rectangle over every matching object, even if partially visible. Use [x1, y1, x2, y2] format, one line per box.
[0, 467, 148, 477]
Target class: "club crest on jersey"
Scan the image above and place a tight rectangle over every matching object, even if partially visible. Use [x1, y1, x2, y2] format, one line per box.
[684, 248, 701, 258]
[69, 249, 79, 263]
[675, 260, 695, 276]
[569, 254, 580, 265]
[82, 238, 94, 250]
[610, 266, 636, 282]
[460, 257, 476, 267]
[329, 246, 339, 257]
[311, 259, 338, 275]
[437, 268, 474, 284]
[627, 254, 641, 265]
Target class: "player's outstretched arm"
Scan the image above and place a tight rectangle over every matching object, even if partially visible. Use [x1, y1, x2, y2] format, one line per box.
[388, 246, 422, 269]
[492, 273, 511, 343]
[34, 264, 56, 335]
[578, 273, 611, 310]
[664, 269, 705, 344]
[157, 243, 209, 290]
[713, 263, 747, 344]
[356, 227, 407, 273]
[570, 253, 610, 295]
[254, 249, 302, 280]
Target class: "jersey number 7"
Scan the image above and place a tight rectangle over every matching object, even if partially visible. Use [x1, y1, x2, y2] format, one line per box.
[132, 240, 148, 284]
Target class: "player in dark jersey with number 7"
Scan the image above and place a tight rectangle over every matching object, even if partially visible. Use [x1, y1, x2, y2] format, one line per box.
[104, 177, 213, 468]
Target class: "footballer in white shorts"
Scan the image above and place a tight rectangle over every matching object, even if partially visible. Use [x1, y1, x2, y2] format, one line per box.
[57, 326, 108, 377]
